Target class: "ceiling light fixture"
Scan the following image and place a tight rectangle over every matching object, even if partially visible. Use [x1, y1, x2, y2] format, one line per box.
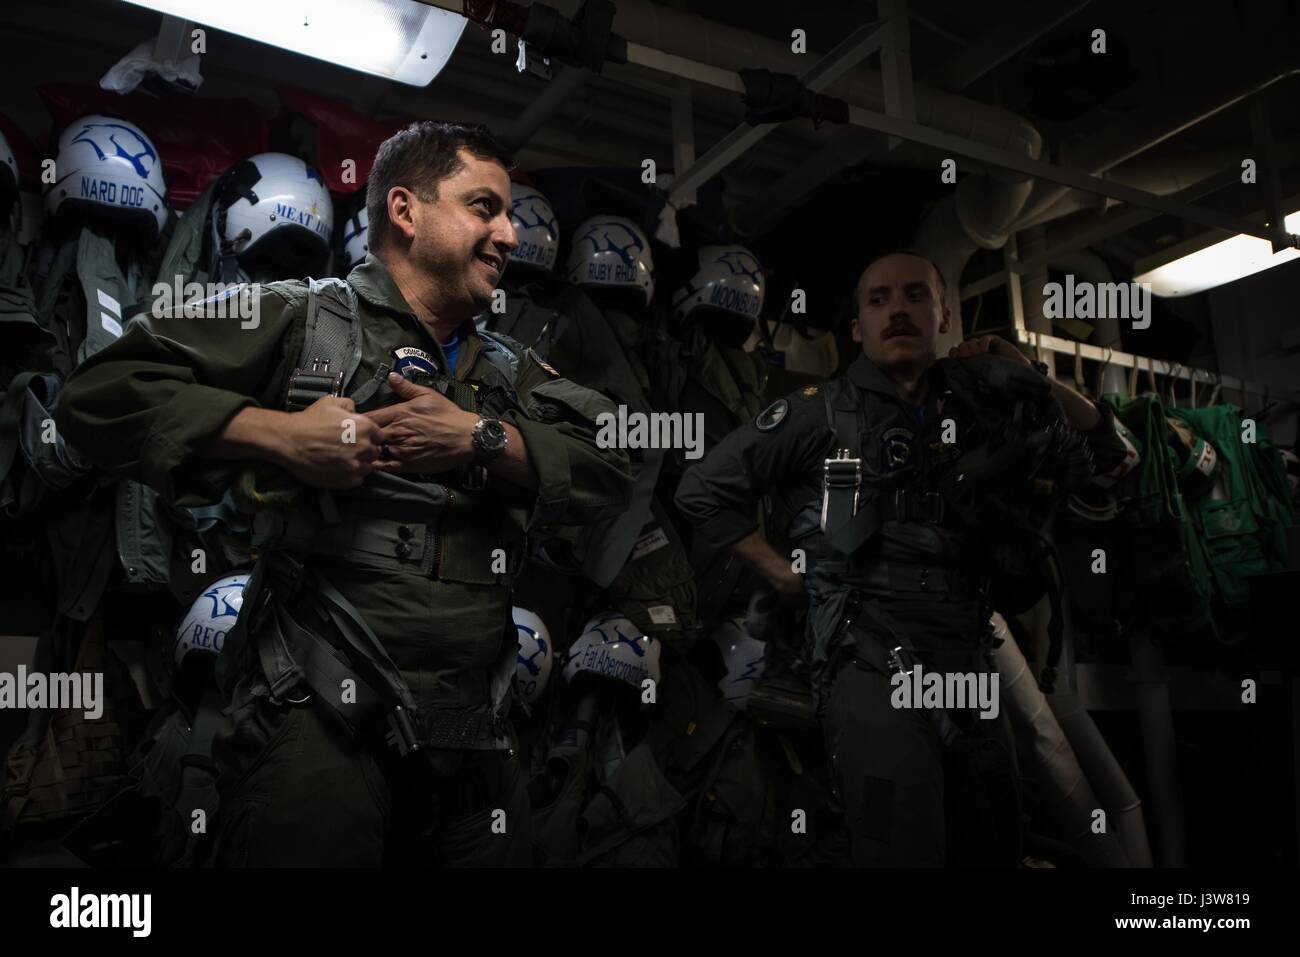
[119, 0, 467, 86]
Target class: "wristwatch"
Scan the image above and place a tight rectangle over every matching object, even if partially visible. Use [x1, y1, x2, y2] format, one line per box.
[470, 417, 508, 465]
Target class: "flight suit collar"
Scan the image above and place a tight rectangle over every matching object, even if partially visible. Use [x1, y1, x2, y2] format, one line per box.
[348, 254, 418, 316]
[845, 353, 946, 407]
[350, 254, 485, 378]
[847, 353, 906, 399]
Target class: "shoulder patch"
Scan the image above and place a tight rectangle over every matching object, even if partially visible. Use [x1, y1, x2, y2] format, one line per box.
[756, 398, 789, 432]
[799, 385, 820, 399]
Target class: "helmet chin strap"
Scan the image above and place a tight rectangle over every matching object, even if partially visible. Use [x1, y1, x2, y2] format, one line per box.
[211, 159, 262, 284]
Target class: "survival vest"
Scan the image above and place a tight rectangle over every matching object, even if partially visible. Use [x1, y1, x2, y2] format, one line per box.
[218, 279, 540, 755]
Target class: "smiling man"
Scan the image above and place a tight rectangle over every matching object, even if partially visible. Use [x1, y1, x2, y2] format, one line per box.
[676, 250, 1129, 866]
[55, 122, 632, 866]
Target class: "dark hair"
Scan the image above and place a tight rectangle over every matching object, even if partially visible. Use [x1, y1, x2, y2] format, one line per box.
[365, 121, 514, 253]
[855, 248, 948, 306]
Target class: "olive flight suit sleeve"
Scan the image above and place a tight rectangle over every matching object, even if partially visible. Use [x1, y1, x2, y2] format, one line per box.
[675, 389, 834, 550]
[502, 346, 633, 529]
[54, 283, 303, 505]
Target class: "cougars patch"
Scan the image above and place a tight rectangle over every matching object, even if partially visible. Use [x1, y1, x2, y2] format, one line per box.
[756, 398, 789, 432]
[392, 346, 438, 378]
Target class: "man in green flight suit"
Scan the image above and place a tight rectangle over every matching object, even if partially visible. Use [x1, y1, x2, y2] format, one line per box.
[55, 122, 632, 866]
[676, 251, 1128, 866]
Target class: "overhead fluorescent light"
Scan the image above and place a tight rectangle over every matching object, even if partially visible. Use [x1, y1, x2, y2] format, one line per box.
[119, 0, 467, 86]
[1134, 206, 1300, 297]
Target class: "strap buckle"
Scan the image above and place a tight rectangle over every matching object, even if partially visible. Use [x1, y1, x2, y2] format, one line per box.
[284, 362, 345, 412]
[824, 449, 862, 497]
[385, 705, 422, 757]
[892, 489, 945, 523]
[821, 448, 862, 533]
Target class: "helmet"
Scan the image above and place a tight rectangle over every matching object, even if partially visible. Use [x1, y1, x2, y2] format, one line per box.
[562, 611, 662, 691]
[507, 183, 559, 274]
[217, 152, 333, 275]
[711, 616, 767, 709]
[672, 244, 764, 347]
[43, 115, 168, 241]
[513, 606, 553, 706]
[173, 572, 249, 668]
[564, 215, 654, 307]
[341, 204, 369, 273]
[0, 129, 17, 207]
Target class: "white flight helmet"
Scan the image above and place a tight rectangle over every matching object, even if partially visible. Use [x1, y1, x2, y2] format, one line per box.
[564, 215, 654, 307]
[218, 152, 333, 274]
[562, 611, 662, 691]
[508, 183, 559, 274]
[43, 114, 168, 241]
[341, 205, 369, 273]
[711, 616, 767, 709]
[673, 244, 765, 346]
[513, 606, 553, 706]
[173, 572, 249, 668]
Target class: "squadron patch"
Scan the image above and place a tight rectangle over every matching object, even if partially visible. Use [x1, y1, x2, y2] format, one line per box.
[756, 398, 790, 432]
[392, 346, 438, 379]
[880, 427, 914, 470]
[800, 385, 820, 398]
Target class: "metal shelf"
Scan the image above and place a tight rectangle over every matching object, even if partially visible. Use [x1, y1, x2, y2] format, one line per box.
[1013, 329, 1300, 405]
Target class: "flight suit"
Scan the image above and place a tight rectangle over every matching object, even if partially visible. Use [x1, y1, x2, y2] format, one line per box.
[675, 353, 1126, 866]
[54, 255, 632, 866]
[486, 279, 698, 649]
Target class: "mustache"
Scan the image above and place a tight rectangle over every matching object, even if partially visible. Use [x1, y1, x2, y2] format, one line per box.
[882, 319, 921, 339]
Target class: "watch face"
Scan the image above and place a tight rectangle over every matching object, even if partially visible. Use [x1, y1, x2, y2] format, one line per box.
[478, 418, 507, 451]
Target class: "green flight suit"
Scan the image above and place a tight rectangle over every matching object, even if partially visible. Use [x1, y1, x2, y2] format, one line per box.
[675, 355, 1128, 866]
[55, 255, 632, 866]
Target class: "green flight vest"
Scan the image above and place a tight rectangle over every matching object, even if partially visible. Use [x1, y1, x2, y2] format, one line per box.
[1167, 405, 1297, 642]
[1056, 394, 1218, 643]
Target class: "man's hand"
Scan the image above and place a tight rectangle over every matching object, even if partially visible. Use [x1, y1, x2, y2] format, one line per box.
[948, 334, 1032, 367]
[730, 531, 807, 606]
[771, 567, 808, 606]
[948, 333, 1103, 431]
[364, 372, 478, 474]
[277, 395, 384, 489]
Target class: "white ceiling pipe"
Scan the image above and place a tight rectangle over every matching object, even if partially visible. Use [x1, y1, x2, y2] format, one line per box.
[739, 0, 1095, 235]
